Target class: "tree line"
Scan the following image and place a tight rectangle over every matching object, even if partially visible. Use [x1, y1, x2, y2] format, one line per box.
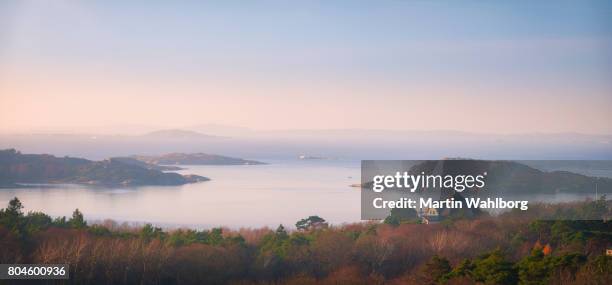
[0, 197, 610, 284]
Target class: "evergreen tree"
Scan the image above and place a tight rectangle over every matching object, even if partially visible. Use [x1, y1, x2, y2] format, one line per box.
[295, 216, 327, 231]
[0, 197, 25, 237]
[419, 255, 452, 284]
[69, 208, 87, 229]
[472, 249, 518, 285]
[275, 224, 288, 239]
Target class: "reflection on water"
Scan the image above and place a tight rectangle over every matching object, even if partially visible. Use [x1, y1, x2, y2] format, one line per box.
[0, 160, 361, 229]
[0, 160, 608, 229]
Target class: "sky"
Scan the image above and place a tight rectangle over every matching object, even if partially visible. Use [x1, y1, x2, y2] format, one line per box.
[0, 0, 611, 134]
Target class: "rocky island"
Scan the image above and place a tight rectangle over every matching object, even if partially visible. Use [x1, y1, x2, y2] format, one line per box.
[0, 149, 208, 188]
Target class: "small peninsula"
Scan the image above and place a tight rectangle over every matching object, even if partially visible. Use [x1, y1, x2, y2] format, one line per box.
[0, 149, 208, 188]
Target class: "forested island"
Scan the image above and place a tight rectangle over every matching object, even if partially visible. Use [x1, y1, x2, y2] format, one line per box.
[0, 149, 208, 187]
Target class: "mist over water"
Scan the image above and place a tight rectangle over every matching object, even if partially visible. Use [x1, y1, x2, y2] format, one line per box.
[1, 130, 611, 228]
[2, 130, 611, 160]
[1, 157, 609, 228]
[0, 160, 361, 229]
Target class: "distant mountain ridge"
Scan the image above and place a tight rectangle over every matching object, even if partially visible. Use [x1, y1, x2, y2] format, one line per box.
[1, 129, 610, 161]
[0, 149, 208, 188]
[141, 129, 217, 139]
[132, 153, 265, 165]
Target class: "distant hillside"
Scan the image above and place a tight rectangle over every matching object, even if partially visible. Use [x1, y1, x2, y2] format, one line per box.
[407, 160, 612, 194]
[0, 149, 208, 188]
[132, 153, 265, 165]
[141, 129, 216, 139]
[110, 157, 184, 171]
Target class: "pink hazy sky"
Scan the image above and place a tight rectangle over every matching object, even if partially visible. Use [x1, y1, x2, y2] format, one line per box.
[1, 1, 611, 134]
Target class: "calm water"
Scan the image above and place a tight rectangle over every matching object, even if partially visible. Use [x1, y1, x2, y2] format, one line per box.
[0, 160, 361, 229]
[1, 160, 608, 229]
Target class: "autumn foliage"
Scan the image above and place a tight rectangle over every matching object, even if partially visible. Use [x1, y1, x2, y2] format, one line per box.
[0, 197, 610, 284]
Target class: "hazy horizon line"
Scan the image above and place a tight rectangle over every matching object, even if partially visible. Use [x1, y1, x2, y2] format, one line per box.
[1, 127, 611, 138]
